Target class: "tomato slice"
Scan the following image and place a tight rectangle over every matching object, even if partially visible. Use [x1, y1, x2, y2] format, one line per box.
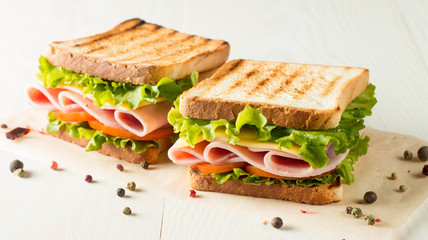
[190, 162, 248, 174]
[52, 110, 96, 123]
[88, 120, 174, 141]
[245, 165, 287, 179]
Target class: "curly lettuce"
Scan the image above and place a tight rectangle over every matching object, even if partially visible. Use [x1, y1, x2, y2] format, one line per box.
[170, 84, 377, 184]
[39, 56, 198, 110]
[46, 112, 158, 153]
[211, 168, 339, 187]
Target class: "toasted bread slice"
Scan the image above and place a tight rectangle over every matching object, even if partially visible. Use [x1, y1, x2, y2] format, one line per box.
[188, 168, 342, 205]
[180, 59, 369, 130]
[50, 129, 171, 164]
[45, 18, 230, 85]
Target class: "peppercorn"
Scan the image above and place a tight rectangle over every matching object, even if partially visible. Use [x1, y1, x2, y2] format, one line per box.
[127, 181, 136, 191]
[117, 188, 125, 197]
[391, 172, 398, 180]
[14, 168, 25, 177]
[399, 185, 408, 192]
[346, 206, 353, 214]
[123, 207, 132, 215]
[50, 161, 58, 170]
[85, 175, 92, 183]
[364, 191, 377, 204]
[141, 161, 150, 169]
[404, 150, 413, 160]
[418, 146, 428, 161]
[116, 164, 124, 171]
[351, 208, 362, 218]
[189, 190, 196, 198]
[271, 217, 283, 229]
[365, 215, 376, 225]
[1, 123, 8, 129]
[422, 165, 428, 176]
[10, 159, 23, 173]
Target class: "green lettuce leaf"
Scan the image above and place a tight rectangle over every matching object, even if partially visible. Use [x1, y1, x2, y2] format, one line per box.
[39, 56, 198, 109]
[211, 168, 340, 187]
[170, 84, 377, 184]
[47, 112, 158, 153]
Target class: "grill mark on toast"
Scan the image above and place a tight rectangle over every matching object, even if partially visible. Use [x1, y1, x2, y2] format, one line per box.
[230, 70, 258, 90]
[246, 70, 278, 95]
[74, 19, 146, 47]
[267, 65, 306, 99]
[199, 59, 244, 96]
[85, 46, 105, 54]
[321, 74, 342, 96]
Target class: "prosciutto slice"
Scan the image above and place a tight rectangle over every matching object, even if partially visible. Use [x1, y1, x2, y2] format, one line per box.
[168, 139, 347, 178]
[26, 82, 171, 137]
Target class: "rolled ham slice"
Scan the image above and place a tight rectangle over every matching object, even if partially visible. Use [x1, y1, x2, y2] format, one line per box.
[27, 82, 171, 137]
[168, 139, 348, 178]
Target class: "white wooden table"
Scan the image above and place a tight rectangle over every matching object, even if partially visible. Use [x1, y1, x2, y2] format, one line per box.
[0, 0, 427, 239]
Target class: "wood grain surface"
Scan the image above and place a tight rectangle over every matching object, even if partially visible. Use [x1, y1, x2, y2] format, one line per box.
[0, 0, 427, 239]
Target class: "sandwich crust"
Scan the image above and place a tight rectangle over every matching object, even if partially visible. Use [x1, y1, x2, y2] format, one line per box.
[51, 128, 171, 164]
[45, 18, 230, 85]
[188, 167, 342, 205]
[180, 59, 369, 130]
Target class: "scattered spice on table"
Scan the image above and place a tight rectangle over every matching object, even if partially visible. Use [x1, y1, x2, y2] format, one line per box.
[346, 206, 353, 214]
[422, 165, 428, 176]
[10, 159, 23, 173]
[365, 215, 376, 225]
[141, 161, 150, 169]
[1, 123, 8, 129]
[271, 217, 283, 229]
[117, 188, 125, 197]
[85, 175, 93, 183]
[300, 209, 308, 214]
[399, 185, 408, 192]
[375, 218, 382, 223]
[364, 191, 377, 204]
[123, 207, 132, 215]
[189, 190, 196, 198]
[5, 127, 30, 140]
[116, 164, 124, 171]
[50, 161, 58, 170]
[390, 172, 398, 180]
[262, 220, 269, 225]
[14, 168, 25, 177]
[127, 181, 136, 191]
[351, 208, 362, 218]
[403, 150, 413, 160]
[418, 146, 428, 161]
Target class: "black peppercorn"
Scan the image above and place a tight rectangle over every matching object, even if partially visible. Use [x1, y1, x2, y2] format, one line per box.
[404, 150, 413, 160]
[364, 191, 377, 204]
[10, 159, 23, 173]
[271, 217, 283, 229]
[422, 165, 428, 176]
[346, 206, 353, 214]
[418, 146, 428, 161]
[141, 161, 150, 169]
[117, 188, 125, 197]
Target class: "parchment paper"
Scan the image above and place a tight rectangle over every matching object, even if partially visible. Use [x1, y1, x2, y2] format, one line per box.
[1, 109, 427, 240]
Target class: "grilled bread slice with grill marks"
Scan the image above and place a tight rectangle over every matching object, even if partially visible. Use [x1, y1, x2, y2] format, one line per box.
[180, 59, 369, 130]
[45, 18, 230, 85]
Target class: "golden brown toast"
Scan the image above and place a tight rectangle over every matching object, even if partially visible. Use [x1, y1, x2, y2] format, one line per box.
[180, 59, 369, 130]
[45, 18, 230, 85]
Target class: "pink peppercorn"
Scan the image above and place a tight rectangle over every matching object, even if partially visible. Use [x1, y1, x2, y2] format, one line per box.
[85, 175, 93, 183]
[189, 190, 196, 197]
[50, 161, 58, 170]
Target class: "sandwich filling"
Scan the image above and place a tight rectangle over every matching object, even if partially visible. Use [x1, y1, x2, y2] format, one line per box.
[168, 84, 376, 186]
[27, 56, 198, 153]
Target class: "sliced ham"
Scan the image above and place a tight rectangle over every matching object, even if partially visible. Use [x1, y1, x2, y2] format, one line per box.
[168, 139, 347, 178]
[27, 82, 171, 137]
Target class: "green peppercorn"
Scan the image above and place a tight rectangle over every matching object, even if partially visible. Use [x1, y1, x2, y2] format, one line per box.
[364, 191, 377, 204]
[123, 207, 132, 215]
[10, 159, 23, 173]
[117, 188, 125, 197]
[404, 150, 413, 160]
[391, 172, 398, 180]
[418, 146, 428, 161]
[13, 168, 25, 177]
[126, 181, 136, 191]
[365, 214, 376, 225]
[399, 185, 408, 192]
[271, 217, 283, 229]
[346, 206, 353, 214]
[351, 208, 362, 218]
